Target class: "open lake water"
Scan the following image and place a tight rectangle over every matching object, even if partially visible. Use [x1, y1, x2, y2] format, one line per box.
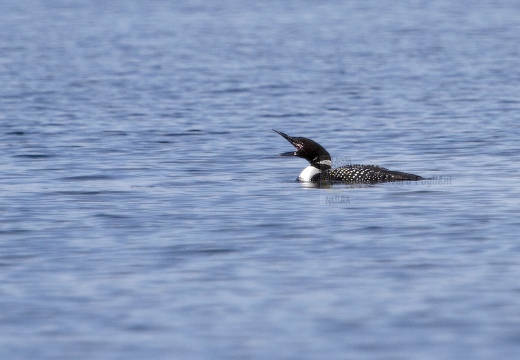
[1, 1, 520, 359]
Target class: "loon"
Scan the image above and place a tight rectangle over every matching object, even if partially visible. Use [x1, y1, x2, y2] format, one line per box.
[273, 129, 423, 183]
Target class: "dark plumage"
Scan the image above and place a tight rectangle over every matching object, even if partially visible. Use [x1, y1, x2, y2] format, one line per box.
[273, 129, 423, 184]
[316, 164, 423, 183]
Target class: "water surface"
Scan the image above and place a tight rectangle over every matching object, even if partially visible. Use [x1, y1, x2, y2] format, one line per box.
[1, 1, 520, 359]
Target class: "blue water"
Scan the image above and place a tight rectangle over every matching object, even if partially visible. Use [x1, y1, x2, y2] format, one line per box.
[1, 1, 520, 359]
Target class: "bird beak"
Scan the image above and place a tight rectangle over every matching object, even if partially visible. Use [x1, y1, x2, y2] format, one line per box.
[273, 129, 294, 142]
[273, 129, 300, 156]
[279, 151, 296, 156]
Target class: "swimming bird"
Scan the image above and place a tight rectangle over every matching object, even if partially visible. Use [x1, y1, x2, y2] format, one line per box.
[273, 129, 423, 183]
